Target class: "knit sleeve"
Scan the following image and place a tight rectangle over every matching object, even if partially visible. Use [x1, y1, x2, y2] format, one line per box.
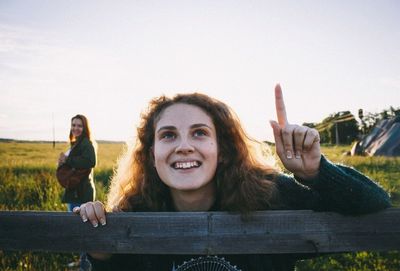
[275, 156, 391, 214]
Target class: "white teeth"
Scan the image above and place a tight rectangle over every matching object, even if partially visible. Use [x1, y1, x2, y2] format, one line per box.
[174, 161, 199, 169]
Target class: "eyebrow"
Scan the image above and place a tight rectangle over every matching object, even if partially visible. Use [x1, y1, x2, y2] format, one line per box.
[156, 123, 213, 133]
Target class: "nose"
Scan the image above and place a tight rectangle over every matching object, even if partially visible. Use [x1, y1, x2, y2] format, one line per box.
[175, 138, 195, 154]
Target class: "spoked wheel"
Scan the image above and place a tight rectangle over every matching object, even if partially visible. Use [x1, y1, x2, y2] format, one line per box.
[174, 256, 241, 271]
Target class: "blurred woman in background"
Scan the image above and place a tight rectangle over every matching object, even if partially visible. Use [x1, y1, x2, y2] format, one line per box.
[58, 114, 96, 210]
[58, 114, 96, 271]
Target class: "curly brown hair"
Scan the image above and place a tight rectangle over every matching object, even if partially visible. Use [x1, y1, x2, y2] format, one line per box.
[107, 93, 279, 213]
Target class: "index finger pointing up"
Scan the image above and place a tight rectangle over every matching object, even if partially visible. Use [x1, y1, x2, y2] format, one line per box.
[275, 84, 288, 126]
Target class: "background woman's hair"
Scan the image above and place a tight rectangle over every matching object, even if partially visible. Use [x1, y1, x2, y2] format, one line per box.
[106, 93, 280, 213]
[69, 114, 92, 144]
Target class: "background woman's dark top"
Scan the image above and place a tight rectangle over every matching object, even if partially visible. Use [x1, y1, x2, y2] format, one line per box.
[62, 137, 96, 204]
[89, 156, 390, 271]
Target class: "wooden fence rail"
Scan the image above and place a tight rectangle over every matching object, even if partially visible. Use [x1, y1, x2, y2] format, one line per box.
[1, 209, 399, 254]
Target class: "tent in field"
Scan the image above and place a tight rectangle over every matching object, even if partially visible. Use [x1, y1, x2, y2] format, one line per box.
[351, 116, 400, 157]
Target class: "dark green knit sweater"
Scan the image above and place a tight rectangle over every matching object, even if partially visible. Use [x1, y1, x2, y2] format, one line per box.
[89, 156, 391, 271]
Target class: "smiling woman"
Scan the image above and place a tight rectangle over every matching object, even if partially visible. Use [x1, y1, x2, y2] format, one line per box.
[153, 103, 218, 210]
[73, 86, 391, 271]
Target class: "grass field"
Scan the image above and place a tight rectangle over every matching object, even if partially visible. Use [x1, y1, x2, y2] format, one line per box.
[0, 142, 399, 270]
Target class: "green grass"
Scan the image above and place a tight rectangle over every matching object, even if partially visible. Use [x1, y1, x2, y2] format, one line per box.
[0, 142, 398, 270]
[0, 142, 124, 270]
[0, 142, 124, 211]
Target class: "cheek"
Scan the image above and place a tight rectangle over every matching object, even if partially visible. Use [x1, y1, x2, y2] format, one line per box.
[153, 147, 170, 182]
[206, 142, 219, 162]
[153, 145, 167, 166]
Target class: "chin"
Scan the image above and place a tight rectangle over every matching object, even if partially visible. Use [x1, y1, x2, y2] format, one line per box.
[172, 185, 201, 192]
[171, 180, 212, 192]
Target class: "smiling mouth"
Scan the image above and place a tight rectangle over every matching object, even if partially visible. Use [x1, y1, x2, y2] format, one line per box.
[171, 161, 202, 169]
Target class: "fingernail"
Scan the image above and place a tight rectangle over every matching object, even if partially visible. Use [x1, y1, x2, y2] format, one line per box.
[295, 152, 301, 159]
[92, 222, 98, 228]
[286, 151, 292, 159]
[82, 216, 88, 222]
[100, 219, 106, 226]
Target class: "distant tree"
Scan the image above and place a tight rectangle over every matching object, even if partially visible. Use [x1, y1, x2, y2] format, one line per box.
[304, 107, 399, 144]
[381, 110, 389, 120]
[389, 106, 400, 117]
[305, 111, 359, 145]
[359, 106, 400, 135]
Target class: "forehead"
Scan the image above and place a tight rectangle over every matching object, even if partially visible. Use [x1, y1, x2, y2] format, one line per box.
[156, 103, 214, 128]
[72, 118, 83, 125]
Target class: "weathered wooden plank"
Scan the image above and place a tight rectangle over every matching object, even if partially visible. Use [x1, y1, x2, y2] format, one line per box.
[0, 209, 399, 254]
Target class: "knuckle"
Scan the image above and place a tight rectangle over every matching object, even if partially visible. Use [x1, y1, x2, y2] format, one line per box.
[294, 129, 304, 137]
[284, 143, 293, 150]
[282, 127, 292, 136]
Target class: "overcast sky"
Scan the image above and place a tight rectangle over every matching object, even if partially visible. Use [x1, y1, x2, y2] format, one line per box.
[1, 0, 399, 142]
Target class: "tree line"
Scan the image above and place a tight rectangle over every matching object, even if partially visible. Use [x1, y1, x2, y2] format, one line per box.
[303, 106, 400, 145]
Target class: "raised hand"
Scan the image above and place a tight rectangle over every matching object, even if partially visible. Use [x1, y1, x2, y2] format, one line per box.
[270, 84, 321, 180]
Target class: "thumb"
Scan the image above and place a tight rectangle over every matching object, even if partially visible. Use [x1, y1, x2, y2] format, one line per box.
[270, 120, 285, 159]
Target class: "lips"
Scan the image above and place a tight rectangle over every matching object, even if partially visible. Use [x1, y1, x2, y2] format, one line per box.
[171, 160, 202, 169]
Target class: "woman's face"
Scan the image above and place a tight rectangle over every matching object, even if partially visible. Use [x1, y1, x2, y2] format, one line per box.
[153, 103, 218, 193]
[71, 118, 84, 138]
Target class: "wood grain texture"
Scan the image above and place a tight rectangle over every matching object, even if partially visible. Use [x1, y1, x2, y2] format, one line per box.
[1, 209, 399, 254]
